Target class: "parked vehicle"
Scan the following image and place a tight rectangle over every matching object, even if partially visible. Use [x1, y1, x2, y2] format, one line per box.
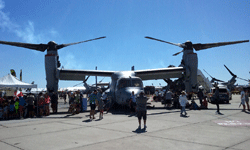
[207, 86, 232, 104]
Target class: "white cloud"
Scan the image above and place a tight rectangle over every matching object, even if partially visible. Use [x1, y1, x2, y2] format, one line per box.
[60, 53, 83, 69]
[0, 0, 58, 44]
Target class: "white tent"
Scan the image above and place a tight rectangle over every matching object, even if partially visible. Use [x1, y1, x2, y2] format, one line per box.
[0, 74, 37, 89]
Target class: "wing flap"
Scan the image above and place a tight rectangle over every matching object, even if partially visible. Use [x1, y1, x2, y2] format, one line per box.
[59, 69, 114, 81]
[135, 67, 185, 80]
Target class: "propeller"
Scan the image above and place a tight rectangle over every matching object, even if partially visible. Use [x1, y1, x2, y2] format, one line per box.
[0, 36, 106, 52]
[145, 36, 249, 56]
[203, 69, 225, 83]
[73, 76, 90, 87]
[224, 65, 249, 82]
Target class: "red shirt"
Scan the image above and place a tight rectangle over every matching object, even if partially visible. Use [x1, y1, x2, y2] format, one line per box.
[44, 96, 50, 104]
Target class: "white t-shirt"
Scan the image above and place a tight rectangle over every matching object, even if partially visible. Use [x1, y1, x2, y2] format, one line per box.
[179, 95, 188, 107]
[241, 91, 245, 100]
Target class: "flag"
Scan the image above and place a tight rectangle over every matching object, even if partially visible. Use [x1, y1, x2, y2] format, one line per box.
[20, 69, 22, 81]
[14, 90, 24, 97]
[10, 69, 16, 77]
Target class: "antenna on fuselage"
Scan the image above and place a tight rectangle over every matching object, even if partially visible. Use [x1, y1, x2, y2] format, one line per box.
[96, 66, 98, 90]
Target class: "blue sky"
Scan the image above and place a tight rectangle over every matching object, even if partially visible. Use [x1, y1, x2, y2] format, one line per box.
[0, 0, 249, 88]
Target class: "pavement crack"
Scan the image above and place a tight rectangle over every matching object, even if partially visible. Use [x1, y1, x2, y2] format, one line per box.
[0, 140, 24, 150]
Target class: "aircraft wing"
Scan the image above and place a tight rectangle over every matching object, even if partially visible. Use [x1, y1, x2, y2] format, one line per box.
[59, 69, 115, 81]
[134, 67, 185, 80]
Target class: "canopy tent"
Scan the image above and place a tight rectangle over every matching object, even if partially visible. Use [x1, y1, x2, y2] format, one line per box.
[0, 74, 37, 89]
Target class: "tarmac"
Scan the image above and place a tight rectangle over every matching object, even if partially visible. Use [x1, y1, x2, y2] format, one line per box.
[0, 94, 250, 150]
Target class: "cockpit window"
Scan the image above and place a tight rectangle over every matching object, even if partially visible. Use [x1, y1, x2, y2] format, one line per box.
[132, 79, 142, 87]
[118, 78, 142, 89]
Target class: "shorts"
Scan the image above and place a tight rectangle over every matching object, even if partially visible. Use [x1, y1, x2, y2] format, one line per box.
[19, 105, 24, 112]
[246, 98, 249, 103]
[90, 104, 96, 110]
[241, 99, 245, 105]
[137, 110, 147, 120]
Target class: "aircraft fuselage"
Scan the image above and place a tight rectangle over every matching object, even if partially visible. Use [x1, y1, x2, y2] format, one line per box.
[109, 71, 144, 105]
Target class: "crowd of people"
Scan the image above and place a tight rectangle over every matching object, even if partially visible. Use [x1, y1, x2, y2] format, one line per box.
[0, 92, 55, 120]
[1, 86, 248, 129]
[87, 90, 110, 120]
[153, 89, 207, 111]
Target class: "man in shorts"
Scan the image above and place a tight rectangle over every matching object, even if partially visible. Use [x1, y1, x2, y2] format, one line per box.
[240, 88, 246, 112]
[18, 96, 26, 118]
[89, 90, 97, 119]
[136, 91, 148, 130]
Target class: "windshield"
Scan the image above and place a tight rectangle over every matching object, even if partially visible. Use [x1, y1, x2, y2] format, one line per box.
[212, 88, 228, 93]
[118, 78, 143, 89]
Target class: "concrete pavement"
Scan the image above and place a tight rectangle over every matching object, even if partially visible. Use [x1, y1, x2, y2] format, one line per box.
[0, 95, 249, 150]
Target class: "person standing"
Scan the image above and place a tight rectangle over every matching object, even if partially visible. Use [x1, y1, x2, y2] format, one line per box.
[97, 93, 104, 119]
[179, 91, 188, 116]
[213, 87, 221, 114]
[136, 91, 148, 130]
[197, 89, 204, 106]
[240, 88, 246, 112]
[18, 96, 26, 118]
[44, 93, 50, 116]
[164, 90, 172, 108]
[63, 92, 67, 104]
[129, 91, 137, 115]
[245, 89, 250, 111]
[51, 92, 58, 113]
[89, 90, 97, 120]
[27, 94, 35, 118]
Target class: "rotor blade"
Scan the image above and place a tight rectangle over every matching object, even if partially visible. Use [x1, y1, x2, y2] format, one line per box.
[0, 41, 47, 52]
[99, 77, 105, 83]
[83, 76, 90, 83]
[224, 65, 236, 77]
[56, 36, 106, 50]
[73, 82, 84, 87]
[193, 40, 249, 51]
[213, 78, 225, 82]
[237, 77, 249, 82]
[203, 69, 213, 79]
[173, 50, 184, 56]
[145, 36, 184, 48]
[163, 79, 168, 83]
[73, 76, 90, 87]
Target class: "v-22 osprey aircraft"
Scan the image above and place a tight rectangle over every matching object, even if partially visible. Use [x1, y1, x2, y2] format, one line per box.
[0, 36, 249, 106]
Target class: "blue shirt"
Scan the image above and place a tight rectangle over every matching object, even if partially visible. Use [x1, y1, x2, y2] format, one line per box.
[19, 97, 26, 106]
[89, 93, 97, 104]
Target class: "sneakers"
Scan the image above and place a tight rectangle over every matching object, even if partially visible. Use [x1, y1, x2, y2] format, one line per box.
[144, 125, 147, 129]
[138, 125, 141, 130]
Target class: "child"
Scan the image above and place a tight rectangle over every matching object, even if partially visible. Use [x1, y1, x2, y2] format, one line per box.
[14, 99, 19, 118]
[98, 97, 104, 119]
[38, 93, 45, 117]
[9, 100, 15, 119]
[190, 100, 199, 110]
[179, 91, 188, 116]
